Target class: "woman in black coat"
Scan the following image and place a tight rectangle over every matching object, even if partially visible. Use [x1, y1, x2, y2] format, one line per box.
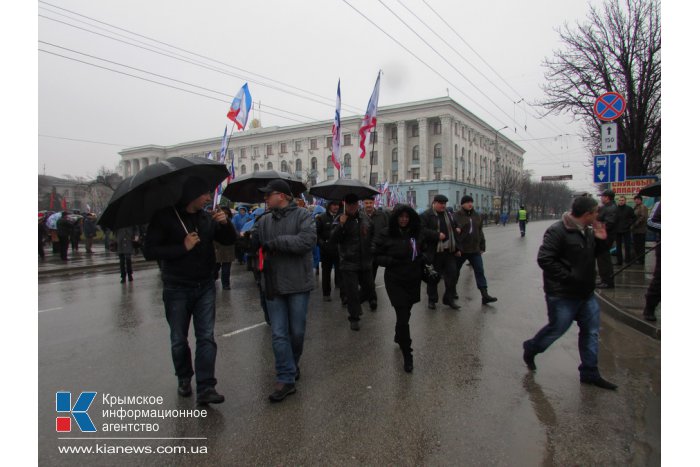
[372, 204, 424, 373]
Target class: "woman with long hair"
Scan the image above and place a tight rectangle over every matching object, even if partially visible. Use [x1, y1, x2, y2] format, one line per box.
[372, 204, 425, 372]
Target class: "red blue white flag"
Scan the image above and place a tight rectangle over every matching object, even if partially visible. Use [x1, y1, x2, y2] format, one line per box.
[219, 126, 228, 162]
[227, 83, 252, 130]
[358, 71, 381, 159]
[331, 80, 343, 176]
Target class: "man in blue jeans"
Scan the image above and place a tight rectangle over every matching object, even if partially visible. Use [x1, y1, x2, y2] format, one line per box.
[251, 179, 316, 402]
[145, 177, 236, 405]
[523, 196, 617, 390]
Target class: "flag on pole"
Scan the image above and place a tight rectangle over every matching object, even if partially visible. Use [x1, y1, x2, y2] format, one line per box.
[227, 83, 252, 130]
[358, 71, 381, 159]
[331, 80, 343, 176]
[219, 126, 229, 161]
[206, 152, 213, 160]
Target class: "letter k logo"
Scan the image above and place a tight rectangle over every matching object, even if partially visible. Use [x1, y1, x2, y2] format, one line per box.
[56, 392, 97, 432]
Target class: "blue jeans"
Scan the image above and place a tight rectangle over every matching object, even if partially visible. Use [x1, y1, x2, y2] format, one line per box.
[162, 281, 218, 394]
[524, 294, 601, 380]
[455, 253, 488, 289]
[265, 292, 310, 384]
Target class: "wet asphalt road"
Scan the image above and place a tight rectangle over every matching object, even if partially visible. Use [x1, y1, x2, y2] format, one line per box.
[38, 220, 660, 466]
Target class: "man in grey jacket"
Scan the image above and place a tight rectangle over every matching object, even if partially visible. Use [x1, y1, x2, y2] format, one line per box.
[252, 179, 317, 402]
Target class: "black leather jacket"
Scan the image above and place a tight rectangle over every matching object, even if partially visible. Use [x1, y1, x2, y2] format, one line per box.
[537, 214, 607, 298]
[330, 211, 374, 271]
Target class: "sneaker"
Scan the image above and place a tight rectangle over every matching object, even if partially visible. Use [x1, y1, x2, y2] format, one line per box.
[197, 388, 225, 404]
[268, 383, 296, 402]
[350, 321, 360, 331]
[177, 378, 192, 397]
[580, 376, 618, 390]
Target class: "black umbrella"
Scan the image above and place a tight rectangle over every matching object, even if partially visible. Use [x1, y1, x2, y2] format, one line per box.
[308, 178, 380, 201]
[638, 181, 660, 198]
[98, 156, 229, 230]
[222, 170, 306, 203]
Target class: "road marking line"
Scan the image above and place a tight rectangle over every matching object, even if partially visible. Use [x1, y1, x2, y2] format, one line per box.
[221, 322, 267, 338]
[39, 307, 63, 313]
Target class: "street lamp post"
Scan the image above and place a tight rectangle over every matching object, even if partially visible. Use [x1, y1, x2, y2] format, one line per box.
[493, 126, 508, 212]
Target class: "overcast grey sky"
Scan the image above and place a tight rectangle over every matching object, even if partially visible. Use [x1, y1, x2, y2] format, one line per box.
[38, 0, 608, 191]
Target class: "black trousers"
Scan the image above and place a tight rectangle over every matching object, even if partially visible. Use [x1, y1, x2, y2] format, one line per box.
[615, 231, 633, 264]
[632, 233, 646, 264]
[119, 254, 133, 278]
[320, 252, 342, 296]
[427, 252, 457, 303]
[58, 235, 70, 260]
[343, 269, 374, 321]
[596, 237, 615, 285]
[394, 305, 413, 351]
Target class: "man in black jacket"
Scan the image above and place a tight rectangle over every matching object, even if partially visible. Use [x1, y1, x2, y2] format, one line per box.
[331, 193, 374, 330]
[363, 199, 388, 310]
[595, 189, 617, 288]
[522, 196, 617, 390]
[144, 177, 236, 405]
[420, 194, 461, 310]
[316, 200, 342, 302]
[453, 195, 497, 304]
[614, 195, 636, 265]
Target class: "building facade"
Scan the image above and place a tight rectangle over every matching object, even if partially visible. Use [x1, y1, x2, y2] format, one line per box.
[119, 97, 525, 211]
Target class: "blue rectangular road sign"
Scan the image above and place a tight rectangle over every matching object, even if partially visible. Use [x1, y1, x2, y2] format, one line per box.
[594, 153, 626, 183]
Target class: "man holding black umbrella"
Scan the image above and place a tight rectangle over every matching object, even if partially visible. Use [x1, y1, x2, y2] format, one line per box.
[144, 177, 236, 405]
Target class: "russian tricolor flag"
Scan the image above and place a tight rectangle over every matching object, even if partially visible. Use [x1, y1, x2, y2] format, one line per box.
[227, 83, 252, 130]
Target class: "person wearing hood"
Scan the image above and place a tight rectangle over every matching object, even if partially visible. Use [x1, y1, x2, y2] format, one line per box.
[372, 204, 426, 373]
[522, 196, 618, 390]
[453, 195, 497, 305]
[331, 193, 375, 330]
[251, 179, 317, 403]
[144, 177, 236, 405]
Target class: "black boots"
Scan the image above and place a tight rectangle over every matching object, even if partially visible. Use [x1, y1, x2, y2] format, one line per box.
[479, 288, 498, 304]
[402, 347, 413, 373]
[396, 324, 413, 373]
[442, 296, 461, 310]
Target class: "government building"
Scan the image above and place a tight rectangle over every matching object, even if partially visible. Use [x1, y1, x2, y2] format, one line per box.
[119, 97, 525, 211]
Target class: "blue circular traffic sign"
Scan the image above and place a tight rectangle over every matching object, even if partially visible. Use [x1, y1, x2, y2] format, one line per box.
[594, 92, 626, 121]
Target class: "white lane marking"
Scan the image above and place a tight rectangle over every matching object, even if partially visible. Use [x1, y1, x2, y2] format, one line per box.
[39, 307, 63, 314]
[221, 322, 267, 338]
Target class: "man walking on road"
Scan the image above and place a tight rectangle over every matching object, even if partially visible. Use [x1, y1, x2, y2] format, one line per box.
[595, 189, 618, 289]
[331, 193, 375, 330]
[144, 177, 236, 405]
[454, 195, 497, 305]
[522, 196, 617, 390]
[252, 179, 317, 402]
[420, 194, 461, 310]
[518, 205, 528, 237]
[316, 200, 342, 302]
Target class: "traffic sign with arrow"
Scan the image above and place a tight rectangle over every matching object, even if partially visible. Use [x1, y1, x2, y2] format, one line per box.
[594, 153, 626, 183]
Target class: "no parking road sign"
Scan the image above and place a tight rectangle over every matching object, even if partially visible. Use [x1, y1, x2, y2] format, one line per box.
[594, 92, 626, 121]
[594, 153, 626, 183]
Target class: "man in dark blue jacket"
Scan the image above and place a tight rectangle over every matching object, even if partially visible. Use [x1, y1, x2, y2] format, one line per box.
[522, 196, 618, 390]
[144, 177, 236, 405]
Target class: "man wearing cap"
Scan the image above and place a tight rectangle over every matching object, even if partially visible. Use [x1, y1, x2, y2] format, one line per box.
[251, 179, 316, 402]
[144, 177, 236, 405]
[420, 194, 461, 310]
[331, 193, 375, 330]
[316, 200, 343, 302]
[595, 189, 618, 288]
[454, 195, 498, 305]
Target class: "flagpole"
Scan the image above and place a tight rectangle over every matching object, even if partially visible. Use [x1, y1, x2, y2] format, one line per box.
[368, 129, 376, 186]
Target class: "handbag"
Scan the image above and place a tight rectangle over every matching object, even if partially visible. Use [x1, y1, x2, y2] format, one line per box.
[421, 263, 440, 285]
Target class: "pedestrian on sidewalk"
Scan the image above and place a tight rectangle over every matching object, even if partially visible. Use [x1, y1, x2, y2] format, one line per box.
[116, 226, 137, 283]
[252, 179, 316, 402]
[523, 196, 617, 390]
[214, 207, 235, 290]
[83, 213, 97, 254]
[454, 195, 497, 305]
[144, 176, 236, 405]
[372, 204, 426, 373]
[643, 201, 661, 321]
[316, 200, 343, 302]
[595, 189, 618, 289]
[56, 212, 72, 261]
[631, 195, 649, 265]
[420, 194, 461, 310]
[331, 193, 375, 330]
[614, 196, 636, 265]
